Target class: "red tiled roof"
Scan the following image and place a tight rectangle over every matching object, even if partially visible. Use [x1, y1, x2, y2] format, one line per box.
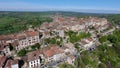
[80, 38, 93, 45]
[45, 49, 54, 57]
[87, 38, 93, 42]
[27, 50, 43, 61]
[11, 60, 18, 65]
[27, 45, 63, 61]
[0, 34, 15, 40]
[12, 41, 19, 47]
[0, 44, 4, 51]
[0, 56, 6, 67]
[24, 31, 39, 37]
[16, 34, 26, 40]
[80, 40, 88, 45]
[44, 31, 50, 35]
[0, 35, 5, 40]
[16, 31, 39, 40]
[4, 60, 12, 68]
[43, 45, 64, 58]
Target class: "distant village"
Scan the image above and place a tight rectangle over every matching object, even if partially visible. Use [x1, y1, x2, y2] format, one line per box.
[0, 15, 116, 68]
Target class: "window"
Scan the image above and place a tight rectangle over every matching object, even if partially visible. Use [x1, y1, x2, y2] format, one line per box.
[31, 65, 33, 67]
[37, 60, 39, 63]
[36, 63, 38, 66]
[34, 64, 35, 66]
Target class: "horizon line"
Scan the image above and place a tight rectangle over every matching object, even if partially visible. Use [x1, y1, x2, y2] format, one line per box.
[0, 9, 120, 14]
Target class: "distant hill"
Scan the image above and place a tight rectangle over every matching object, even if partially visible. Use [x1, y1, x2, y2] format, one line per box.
[0, 11, 105, 16]
[0, 11, 120, 35]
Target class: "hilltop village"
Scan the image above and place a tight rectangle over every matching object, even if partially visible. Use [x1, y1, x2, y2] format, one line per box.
[0, 15, 116, 68]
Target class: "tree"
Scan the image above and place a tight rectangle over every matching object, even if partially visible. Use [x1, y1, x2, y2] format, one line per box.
[74, 43, 80, 51]
[17, 49, 27, 57]
[98, 63, 106, 68]
[66, 31, 91, 43]
[31, 43, 41, 50]
[49, 38, 56, 44]
[0, 12, 53, 35]
[58, 63, 74, 68]
[99, 36, 108, 43]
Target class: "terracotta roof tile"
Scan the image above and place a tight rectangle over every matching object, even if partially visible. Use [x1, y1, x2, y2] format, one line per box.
[43, 45, 64, 58]
[0, 55, 6, 67]
[24, 31, 39, 37]
[27, 50, 43, 61]
[4, 60, 12, 68]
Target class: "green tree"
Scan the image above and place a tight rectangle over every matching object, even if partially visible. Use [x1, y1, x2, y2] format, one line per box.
[17, 49, 27, 57]
[58, 63, 74, 68]
[99, 36, 108, 43]
[98, 63, 106, 68]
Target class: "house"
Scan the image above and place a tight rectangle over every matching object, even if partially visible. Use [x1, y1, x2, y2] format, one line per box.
[102, 27, 115, 36]
[0, 31, 40, 51]
[0, 35, 16, 55]
[40, 22, 50, 30]
[0, 55, 6, 68]
[3, 44, 11, 56]
[21, 56, 28, 68]
[0, 35, 13, 54]
[0, 35, 15, 44]
[0, 40, 13, 56]
[78, 38, 95, 50]
[27, 45, 65, 68]
[0, 55, 19, 68]
[43, 45, 65, 63]
[94, 24, 109, 33]
[27, 50, 43, 68]
[64, 43, 77, 55]
[4, 59, 12, 68]
[56, 30, 65, 38]
[43, 31, 50, 38]
[11, 60, 19, 68]
[71, 25, 85, 32]
[16, 31, 40, 50]
[67, 55, 75, 65]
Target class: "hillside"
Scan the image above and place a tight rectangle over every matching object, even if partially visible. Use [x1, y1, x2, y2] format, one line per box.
[0, 11, 120, 35]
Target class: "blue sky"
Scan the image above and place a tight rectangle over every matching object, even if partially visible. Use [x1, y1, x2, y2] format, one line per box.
[0, 0, 120, 13]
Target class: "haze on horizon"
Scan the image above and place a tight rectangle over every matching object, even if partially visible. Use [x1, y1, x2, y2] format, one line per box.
[0, 0, 120, 13]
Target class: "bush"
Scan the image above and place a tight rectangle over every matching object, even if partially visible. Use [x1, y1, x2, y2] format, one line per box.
[58, 63, 74, 68]
[67, 31, 91, 43]
[98, 63, 106, 68]
[99, 36, 108, 43]
[31, 43, 41, 50]
[17, 49, 27, 57]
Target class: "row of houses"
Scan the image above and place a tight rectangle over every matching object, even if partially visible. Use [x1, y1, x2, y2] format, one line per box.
[0, 31, 40, 56]
[78, 38, 96, 50]
[0, 55, 19, 68]
[36, 16, 110, 40]
[0, 37, 97, 68]
[24, 37, 96, 68]
[0, 16, 111, 56]
[39, 16, 109, 31]
[27, 44, 77, 68]
[0, 16, 113, 68]
[0, 43, 77, 68]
